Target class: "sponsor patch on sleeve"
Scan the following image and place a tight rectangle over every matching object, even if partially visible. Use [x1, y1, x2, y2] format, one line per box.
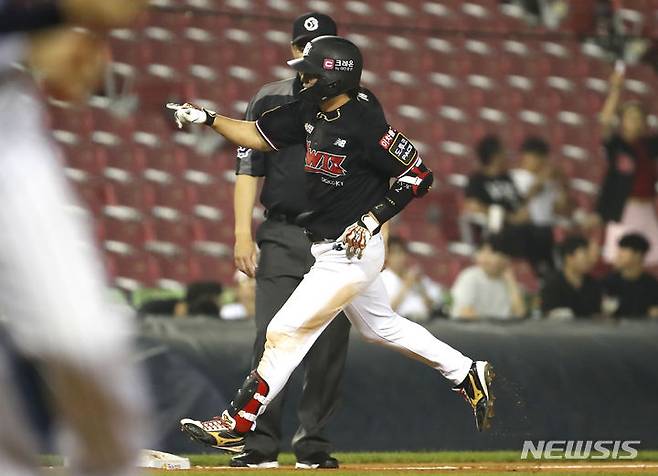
[379, 128, 417, 166]
[379, 128, 397, 149]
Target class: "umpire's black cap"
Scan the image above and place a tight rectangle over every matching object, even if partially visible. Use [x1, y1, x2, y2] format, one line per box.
[291, 12, 337, 45]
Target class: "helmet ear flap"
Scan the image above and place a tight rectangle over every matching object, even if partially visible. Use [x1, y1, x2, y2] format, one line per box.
[322, 79, 341, 99]
[300, 77, 342, 104]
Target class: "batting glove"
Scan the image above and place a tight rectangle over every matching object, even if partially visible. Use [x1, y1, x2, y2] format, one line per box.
[166, 102, 216, 129]
[338, 212, 380, 259]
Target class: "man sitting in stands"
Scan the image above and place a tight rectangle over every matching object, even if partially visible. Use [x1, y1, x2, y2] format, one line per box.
[602, 232, 658, 318]
[541, 236, 602, 318]
[381, 236, 444, 322]
[451, 235, 526, 320]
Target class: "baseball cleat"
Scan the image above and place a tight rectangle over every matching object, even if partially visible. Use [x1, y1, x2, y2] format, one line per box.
[180, 411, 245, 453]
[295, 452, 340, 469]
[453, 360, 495, 432]
[230, 450, 279, 468]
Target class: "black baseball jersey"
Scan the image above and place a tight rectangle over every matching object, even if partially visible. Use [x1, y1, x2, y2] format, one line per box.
[465, 172, 523, 212]
[256, 93, 420, 240]
[236, 77, 309, 216]
[237, 78, 385, 218]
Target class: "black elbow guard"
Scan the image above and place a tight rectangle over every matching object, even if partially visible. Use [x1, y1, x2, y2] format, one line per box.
[398, 160, 433, 197]
[417, 169, 433, 197]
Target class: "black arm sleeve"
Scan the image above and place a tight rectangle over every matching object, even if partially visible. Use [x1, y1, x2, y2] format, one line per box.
[0, 2, 64, 35]
[255, 101, 306, 151]
[362, 120, 433, 226]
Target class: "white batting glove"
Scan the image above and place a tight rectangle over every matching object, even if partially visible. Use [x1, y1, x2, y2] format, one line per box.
[166, 102, 216, 129]
[337, 212, 380, 259]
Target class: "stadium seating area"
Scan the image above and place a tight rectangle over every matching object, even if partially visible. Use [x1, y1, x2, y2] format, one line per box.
[47, 0, 658, 290]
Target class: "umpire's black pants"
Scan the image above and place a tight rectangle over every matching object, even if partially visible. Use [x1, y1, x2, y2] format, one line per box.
[244, 218, 351, 459]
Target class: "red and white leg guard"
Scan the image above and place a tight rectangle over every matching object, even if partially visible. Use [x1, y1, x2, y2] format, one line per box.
[227, 371, 270, 434]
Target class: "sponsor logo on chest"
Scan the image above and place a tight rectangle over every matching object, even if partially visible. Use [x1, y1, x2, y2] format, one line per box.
[305, 143, 347, 178]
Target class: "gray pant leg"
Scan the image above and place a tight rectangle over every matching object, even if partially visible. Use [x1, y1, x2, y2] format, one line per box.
[243, 274, 302, 457]
[293, 312, 350, 459]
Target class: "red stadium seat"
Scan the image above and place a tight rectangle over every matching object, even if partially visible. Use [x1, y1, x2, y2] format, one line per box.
[50, 5, 658, 290]
[107, 251, 159, 288]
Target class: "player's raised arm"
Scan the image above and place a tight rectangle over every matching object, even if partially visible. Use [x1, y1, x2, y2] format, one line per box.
[166, 103, 273, 152]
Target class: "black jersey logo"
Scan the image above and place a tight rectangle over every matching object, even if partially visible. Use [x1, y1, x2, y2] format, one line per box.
[305, 144, 347, 178]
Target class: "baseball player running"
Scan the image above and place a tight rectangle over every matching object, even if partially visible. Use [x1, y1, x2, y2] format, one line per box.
[170, 35, 495, 453]
[231, 13, 357, 469]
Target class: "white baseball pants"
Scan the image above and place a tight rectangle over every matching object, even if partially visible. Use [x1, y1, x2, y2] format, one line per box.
[0, 76, 148, 476]
[257, 233, 472, 402]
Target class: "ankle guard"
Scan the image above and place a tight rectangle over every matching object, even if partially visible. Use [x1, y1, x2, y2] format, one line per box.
[228, 371, 270, 434]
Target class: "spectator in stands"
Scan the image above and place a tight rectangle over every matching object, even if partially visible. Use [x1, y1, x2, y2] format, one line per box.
[464, 135, 552, 276]
[501, 0, 568, 29]
[511, 136, 572, 274]
[464, 135, 527, 226]
[139, 281, 222, 317]
[541, 236, 602, 318]
[512, 136, 572, 226]
[221, 271, 256, 321]
[381, 236, 444, 322]
[594, 68, 658, 265]
[450, 235, 526, 319]
[602, 233, 658, 318]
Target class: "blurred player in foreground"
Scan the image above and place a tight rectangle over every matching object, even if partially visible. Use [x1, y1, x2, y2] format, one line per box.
[0, 1, 148, 475]
[170, 35, 495, 453]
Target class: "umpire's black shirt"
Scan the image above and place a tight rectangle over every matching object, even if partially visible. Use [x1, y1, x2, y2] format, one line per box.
[236, 77, 307, 217]
[256, 93, 421, 240]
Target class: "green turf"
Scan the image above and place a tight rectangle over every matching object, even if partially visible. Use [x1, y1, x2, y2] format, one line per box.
[185, 450, 658, 466]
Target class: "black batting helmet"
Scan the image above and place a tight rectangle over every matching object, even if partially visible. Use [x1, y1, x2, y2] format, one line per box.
[287, 35, 362, 104]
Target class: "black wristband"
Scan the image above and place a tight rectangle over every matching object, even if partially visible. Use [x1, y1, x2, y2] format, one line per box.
[203, 109, 216, 127]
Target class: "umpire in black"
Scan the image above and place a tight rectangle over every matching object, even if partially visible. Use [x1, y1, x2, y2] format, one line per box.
[231, 12, 350, 469]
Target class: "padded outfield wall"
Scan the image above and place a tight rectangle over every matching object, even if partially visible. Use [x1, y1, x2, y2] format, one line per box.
[138, 317, 658, 453]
